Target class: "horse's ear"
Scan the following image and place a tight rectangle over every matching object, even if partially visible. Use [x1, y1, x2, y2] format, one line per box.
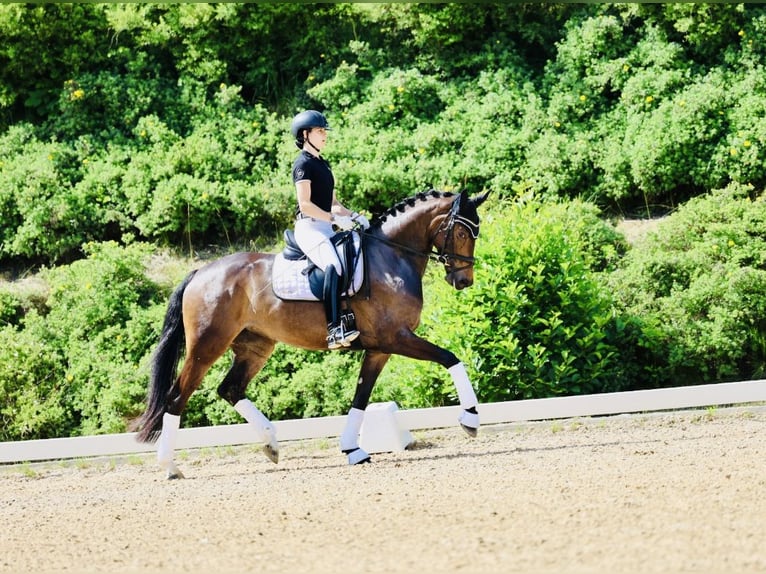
[472, 190, 490, 208]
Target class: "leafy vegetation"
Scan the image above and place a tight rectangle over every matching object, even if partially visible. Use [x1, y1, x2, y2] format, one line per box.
[1, 4, 766, 440]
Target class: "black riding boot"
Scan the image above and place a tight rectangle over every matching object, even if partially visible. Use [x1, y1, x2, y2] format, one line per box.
[323, 267, 359, 349]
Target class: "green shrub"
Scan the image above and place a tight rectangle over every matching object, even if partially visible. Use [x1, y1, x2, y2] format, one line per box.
[0, 241, 167, 439]
[605, 183, 766, 384]
[376, 197, 637, 405]
[0, 323, 70, 441]
[0, 290, 24, 327]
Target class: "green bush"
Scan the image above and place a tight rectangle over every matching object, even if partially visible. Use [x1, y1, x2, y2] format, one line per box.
[605, 183, 766, 384]
[0, 241, 167, 440]
[0, 323, 70, 441]
[0, 290, 24, 327]
[375, 198, 638, 405]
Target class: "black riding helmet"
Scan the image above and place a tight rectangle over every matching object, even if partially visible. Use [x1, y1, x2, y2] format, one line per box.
[291, 110, 331, 149]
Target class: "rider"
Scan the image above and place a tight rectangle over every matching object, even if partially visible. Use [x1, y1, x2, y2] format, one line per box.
[290, 110, 370, 349]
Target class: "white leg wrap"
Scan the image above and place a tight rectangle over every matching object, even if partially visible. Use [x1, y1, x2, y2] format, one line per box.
[347, 447, 371, 465]
[340, 407, 365, 452]
[234, 399, 277, 444]
[458, 409, 480, 430]
[448, 362, 478, 409]
[157, 413, 180, 473]
[234, 399, 279, 463]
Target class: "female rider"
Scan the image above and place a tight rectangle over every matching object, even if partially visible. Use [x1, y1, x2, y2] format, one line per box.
[290, 110, 370, 349]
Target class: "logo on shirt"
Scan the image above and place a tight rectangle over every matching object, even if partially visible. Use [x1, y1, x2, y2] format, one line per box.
[295, 168, 305, 180]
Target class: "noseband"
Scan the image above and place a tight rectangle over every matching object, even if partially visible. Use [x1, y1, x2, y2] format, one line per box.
[365, 194, 479, 272]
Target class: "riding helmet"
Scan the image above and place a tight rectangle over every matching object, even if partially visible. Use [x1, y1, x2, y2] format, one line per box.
[291, 110, 331, 148]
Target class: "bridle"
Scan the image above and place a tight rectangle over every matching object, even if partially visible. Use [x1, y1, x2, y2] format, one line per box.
[364, 194, 479, 272]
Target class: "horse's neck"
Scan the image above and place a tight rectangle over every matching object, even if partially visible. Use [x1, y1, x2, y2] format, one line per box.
[375, 202, 446, 274]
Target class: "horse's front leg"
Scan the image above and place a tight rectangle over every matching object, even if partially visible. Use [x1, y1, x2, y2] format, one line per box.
[389, 331, 480, 437]
[218, 338, 279, 464]
[340, 350, 391, 465]
[448, 362, 479, 436]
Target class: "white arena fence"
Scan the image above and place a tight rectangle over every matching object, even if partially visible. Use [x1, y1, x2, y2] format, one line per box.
[1, 379, 765, 464]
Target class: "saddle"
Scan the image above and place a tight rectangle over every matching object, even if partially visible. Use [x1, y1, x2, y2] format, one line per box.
[271, 229, 365, 301]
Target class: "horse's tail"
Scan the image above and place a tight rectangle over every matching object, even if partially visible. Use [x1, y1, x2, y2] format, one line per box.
[133, 270, 197, 443]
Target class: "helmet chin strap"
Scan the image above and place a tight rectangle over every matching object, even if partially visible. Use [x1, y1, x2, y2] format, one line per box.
[304, 131, 322, 154]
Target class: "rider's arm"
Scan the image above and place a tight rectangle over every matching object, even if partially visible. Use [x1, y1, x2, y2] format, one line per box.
[296, 180, 335, 222]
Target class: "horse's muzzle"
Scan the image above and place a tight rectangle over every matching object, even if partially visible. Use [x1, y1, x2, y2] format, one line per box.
[446, 271, 473, 290]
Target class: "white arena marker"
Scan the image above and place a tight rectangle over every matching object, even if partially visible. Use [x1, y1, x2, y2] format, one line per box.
[359, 401, 414, 454]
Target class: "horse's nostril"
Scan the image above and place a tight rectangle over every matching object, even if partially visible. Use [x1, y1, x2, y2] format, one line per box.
[452, 276, 472, 290]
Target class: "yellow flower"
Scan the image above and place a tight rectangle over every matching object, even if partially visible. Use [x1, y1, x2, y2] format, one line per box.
[712, 244, 719, 251]
[140, 130, 147, 138]
[622, 64, 630, 73]
[388, 104, 395, 111]
[417, 148, 425, 155]
[66, 374, 74, 382]
[744, 140, 751, 148]
[678, 99, 686, 107]
[397, 86, 405, 93]
[201, 192, 209, 200]
[739, 30, 745, 37]
[219, 83, 226, 90]
[728, 239, 735, 247]
[554, 121, 561, 128]
[645, 95, 654, 104]
[85, 282, 92, 290]
[70, 88, 85, 100]
[730, 148, 738, 156]
[579, 94, 586, 102]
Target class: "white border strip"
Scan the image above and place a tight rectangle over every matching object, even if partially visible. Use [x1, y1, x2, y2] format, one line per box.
[2, 380, 765, 464]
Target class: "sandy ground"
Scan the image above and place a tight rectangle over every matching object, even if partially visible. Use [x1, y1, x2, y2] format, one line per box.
[1, 406, 765, 574]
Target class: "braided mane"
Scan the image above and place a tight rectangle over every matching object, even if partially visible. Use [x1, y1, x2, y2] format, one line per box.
[370, 189, 455, 230]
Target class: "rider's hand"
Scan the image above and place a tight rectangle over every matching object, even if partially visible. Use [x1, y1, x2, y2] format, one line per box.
[333, 215, 355, 231]
[352, 212, 370, 230]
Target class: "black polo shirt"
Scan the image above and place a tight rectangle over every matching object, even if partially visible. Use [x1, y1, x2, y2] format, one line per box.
[292, 151, 335, 213]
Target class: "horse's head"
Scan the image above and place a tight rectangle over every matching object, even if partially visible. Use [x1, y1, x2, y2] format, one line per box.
[433, 189, 490, 290]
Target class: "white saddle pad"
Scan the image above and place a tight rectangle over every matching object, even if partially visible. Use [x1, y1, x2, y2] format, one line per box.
[271, 237, 365, 302]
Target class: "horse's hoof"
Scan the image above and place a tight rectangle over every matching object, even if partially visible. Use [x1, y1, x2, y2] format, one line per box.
[262, 442, 279, 464]
[459, 408, 479, 438]
[344, 447, 371, 465]
[162, 460, 185, 479]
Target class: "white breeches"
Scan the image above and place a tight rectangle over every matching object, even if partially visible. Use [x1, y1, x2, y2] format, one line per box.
[294, 218, 342, 275]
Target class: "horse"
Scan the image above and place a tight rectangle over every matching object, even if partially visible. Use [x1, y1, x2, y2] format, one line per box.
[134, 188, 490, 478]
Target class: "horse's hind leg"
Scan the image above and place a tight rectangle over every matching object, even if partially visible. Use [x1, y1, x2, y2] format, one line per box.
[158, 356, 220, 479]
[217, 334, 279, 463]
[339, 350, 391, 465]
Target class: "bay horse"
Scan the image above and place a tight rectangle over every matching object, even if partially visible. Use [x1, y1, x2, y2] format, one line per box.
[134, 189, 489, 478]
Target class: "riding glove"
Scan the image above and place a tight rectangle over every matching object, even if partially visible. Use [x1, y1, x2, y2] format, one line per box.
[333, 215, 355, 231]
[352, 212, 371, 230]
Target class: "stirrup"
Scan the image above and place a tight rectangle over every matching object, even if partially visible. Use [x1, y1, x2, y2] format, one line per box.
[327, 324, 359, 349]
[327, 326, 343, 349]
[338, 322, 359, 347]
